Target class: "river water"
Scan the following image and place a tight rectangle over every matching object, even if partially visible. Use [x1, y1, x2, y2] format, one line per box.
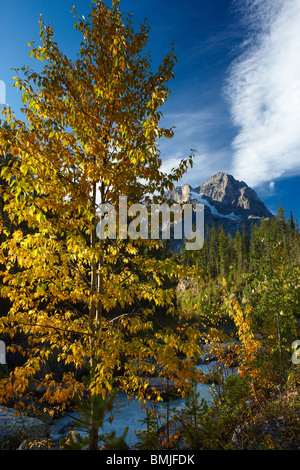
[49, 362, 220, 448]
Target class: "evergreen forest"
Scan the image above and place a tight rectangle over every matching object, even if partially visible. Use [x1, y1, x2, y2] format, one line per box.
[169, 208, 300, 450]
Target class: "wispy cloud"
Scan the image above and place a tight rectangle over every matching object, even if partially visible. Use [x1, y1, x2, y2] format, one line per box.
[225, 0, 300, 188]
[160, 148, 232, 189]
[159, 109, 233, 186]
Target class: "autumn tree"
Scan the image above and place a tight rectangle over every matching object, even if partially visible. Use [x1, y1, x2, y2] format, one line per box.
[0, 0, 200, 449]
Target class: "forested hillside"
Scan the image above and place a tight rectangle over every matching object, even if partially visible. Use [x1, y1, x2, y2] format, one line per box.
[168, 207, 300, 449]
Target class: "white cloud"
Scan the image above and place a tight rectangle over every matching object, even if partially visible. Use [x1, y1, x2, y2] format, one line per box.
[159, 110, 233, 187]
[226, 0, 300, 188]
[269, 181, 275, 192]
[160, 148, 232, 189]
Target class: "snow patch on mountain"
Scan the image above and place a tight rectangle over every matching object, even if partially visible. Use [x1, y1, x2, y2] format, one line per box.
[190, 192, 241, 221]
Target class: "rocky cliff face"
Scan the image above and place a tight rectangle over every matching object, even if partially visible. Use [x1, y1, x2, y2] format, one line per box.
[165, 172, 273, 238]
[196, 172, 272, 218]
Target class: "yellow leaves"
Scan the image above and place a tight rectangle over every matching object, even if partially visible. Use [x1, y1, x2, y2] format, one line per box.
[110, 36, 127, 70]
[56, 388, 70, 402]
[12, 229, 23, 243]
[36, 211, 46, 224]
[227, 298, 263, 386]
[111, 42, 118, 58]
[0, 164, 10, 179]
[125, 244, 138, 255]
[0, 0, 202, 424]
[39, 372, 84, 408]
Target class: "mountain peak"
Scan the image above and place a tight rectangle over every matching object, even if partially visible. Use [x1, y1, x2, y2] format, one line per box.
[197, 172, 272, 219]
[165, 172, 273, 237]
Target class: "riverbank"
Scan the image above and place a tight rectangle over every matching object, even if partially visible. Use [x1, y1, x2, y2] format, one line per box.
[0, 361, 217, 450]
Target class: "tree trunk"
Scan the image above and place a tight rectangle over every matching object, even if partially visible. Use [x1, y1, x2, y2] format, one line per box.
[88, 180, 100, 450]
[88, 179, 105, 450]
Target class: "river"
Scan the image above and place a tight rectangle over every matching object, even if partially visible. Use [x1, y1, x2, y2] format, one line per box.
[49, 362, 221, 448]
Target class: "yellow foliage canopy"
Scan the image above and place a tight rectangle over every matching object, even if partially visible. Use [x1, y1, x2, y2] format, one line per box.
[0, 0, 199, 427]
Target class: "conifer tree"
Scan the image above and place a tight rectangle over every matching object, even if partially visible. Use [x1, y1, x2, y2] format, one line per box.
[234, 229, 244, 277]
[208, 224, 218, 279]
[242, 224, 249, 264]
[218, 225, 230, 278]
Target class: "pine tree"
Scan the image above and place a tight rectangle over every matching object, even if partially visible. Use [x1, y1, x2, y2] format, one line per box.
[208, 224, 218, 279]
[242, 224, 250, 265]
[218, 226, 230, 278]
[289, 211, 296, 231]
[234, 229, 244, 277]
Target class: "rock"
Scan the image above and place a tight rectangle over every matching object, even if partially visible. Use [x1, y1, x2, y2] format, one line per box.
[0, 407, 47, 449]
[17, 438, 62, 450]
[165, 183, 191, 204]
[198, 172, 272, 219]
[147, 376, 175, 392]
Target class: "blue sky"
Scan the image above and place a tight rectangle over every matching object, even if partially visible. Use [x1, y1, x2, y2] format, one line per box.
[1, 0, 299, 221]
